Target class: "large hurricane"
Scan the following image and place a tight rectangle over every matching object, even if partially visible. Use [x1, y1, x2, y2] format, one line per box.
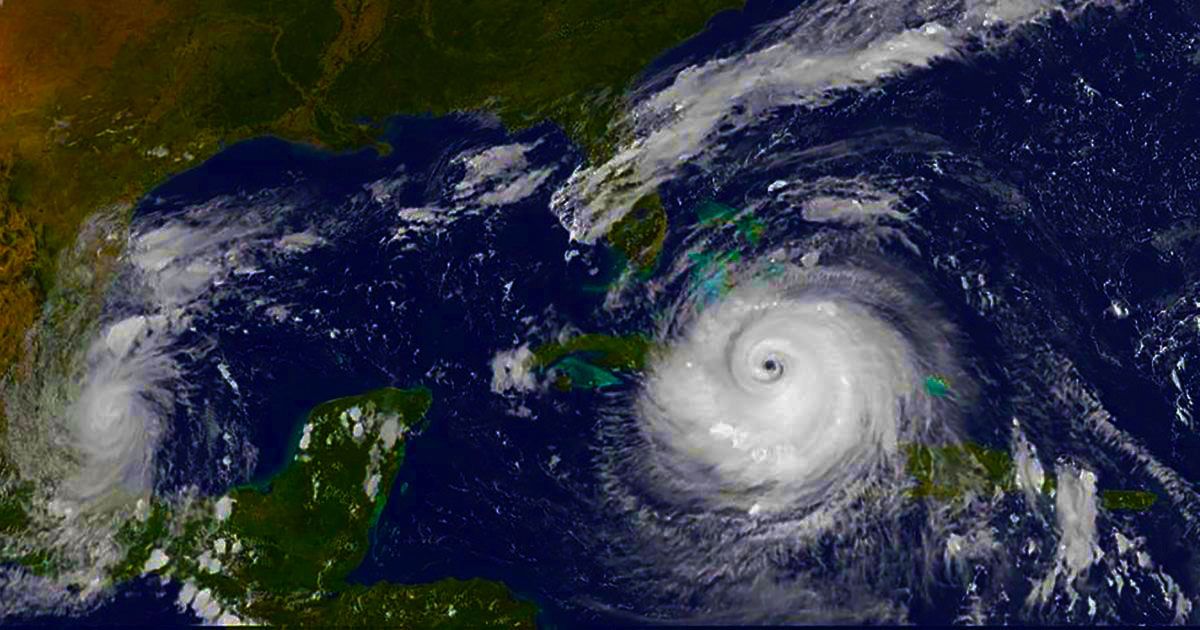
[638, 262, 959, 512]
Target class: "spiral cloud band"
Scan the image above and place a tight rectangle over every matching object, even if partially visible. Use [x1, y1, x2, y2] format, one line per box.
[635, 260, 964, 514]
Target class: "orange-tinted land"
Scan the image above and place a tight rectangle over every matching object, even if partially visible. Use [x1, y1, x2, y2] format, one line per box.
[0, 0, 746, 456]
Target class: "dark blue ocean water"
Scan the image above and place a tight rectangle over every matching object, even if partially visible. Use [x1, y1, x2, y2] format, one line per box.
[32, 0, 1200, 625]
[361, 3, 1199, 623]
[142, 114, 597, 626]
[28, 577, 196, 628]
[142, 116, 588, 494]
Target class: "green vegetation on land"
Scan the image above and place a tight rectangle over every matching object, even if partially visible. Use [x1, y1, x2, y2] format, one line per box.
[251, 577, 535, 628]
[532, 333, 653, 373]
[532, 332, 653, 392]
[608, 192, 669, 275]
[109, 501, 172, 584]
[550, 356, 624, 391]
[1101, 489, 1158, 512]
[105, 386, 536, 626]
[226, 387, 431, 595]
[903, 442, 1157, 513]
[904, 442, 1015, 500]
[0, 482, 65, 577]
[0, 482, 32, 535]
[4, 0, 739, 622]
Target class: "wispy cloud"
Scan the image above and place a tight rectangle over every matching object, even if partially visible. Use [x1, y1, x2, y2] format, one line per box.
[552, 0, 1085, 243]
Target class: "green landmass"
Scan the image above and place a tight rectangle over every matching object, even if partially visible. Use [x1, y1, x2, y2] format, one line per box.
[904, 442, 1016, 500]
[532, 333, 652, 391]
[12, 548, 61, 577]
[1, 0, 740, 617]
[0, 481, 32, 535]
[531, 333, 653, 373]
[226, 388, 431, 595]
[903, 442, 1158, 513]
[607, 191, 668, 275]
[550, 356, 623, 391]
[0, 480, 54, 575]
[1101, 489, 1158, 512]
[109, 501, 172, 584]
[105, 386, 536, 626]
[251, 577, 535, 628]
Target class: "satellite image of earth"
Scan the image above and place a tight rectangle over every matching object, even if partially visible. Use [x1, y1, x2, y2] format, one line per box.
[1, 0, 1199, 626]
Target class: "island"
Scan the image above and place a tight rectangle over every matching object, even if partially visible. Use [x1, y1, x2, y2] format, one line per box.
[530, 332, 653, 391]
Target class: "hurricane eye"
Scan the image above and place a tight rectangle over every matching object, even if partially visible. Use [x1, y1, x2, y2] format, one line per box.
[753, 355, 785, 382]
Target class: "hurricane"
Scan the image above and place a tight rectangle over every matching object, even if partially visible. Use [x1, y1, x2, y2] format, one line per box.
[576, 200, 981, 622]
[636, 259, 963, 514]
[3, 0, 1200, 625]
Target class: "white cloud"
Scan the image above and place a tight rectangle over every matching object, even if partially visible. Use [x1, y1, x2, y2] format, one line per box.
[551, 0, 1086, 243]
[61, 196, 308, 506]
[490, 345, 538, 394]
[453, 141, 554, 208]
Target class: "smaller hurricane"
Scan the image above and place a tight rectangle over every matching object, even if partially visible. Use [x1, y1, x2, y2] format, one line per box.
[64, 314, 173, 505]
[59, 198, 299, 506]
